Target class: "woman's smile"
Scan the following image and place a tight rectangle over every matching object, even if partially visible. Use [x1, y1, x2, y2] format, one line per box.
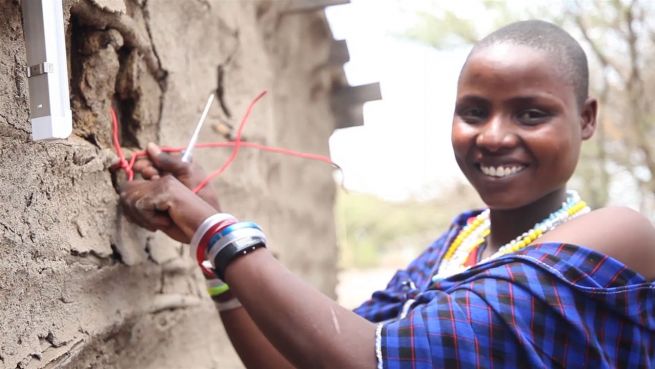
[477, 163, 528, 179]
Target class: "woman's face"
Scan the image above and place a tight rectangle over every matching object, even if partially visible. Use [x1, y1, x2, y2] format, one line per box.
[451, 43, 595, 210]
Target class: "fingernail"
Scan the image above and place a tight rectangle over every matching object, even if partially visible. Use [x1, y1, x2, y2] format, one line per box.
[147, 142, 162, 156]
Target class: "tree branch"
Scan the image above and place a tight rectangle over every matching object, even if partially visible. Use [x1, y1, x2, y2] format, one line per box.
[571, 12, 625, 82]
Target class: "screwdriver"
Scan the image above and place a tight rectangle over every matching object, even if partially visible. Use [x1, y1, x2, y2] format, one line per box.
[181, 93, 215, 163]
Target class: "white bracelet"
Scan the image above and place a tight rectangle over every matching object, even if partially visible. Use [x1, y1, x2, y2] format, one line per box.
[206, 228, 267, 267]
[215, 297, 242, 312]
[190, 213, 235, 259]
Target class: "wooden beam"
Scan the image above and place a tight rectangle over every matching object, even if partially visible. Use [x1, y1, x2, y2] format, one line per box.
[328, 39, 349, 65]
[332, 82, 381, 107]
[285, 0, 350, 13]
[332, 83, 382, 129]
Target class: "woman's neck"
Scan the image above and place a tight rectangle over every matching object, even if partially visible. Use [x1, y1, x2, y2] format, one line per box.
[485, 188, 568, 254]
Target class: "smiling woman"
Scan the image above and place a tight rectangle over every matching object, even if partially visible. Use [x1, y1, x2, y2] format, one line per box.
[453, 43, 594, 216]
[118, 20, 655, 369]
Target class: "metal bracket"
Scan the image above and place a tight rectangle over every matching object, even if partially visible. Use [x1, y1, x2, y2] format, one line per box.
[26, 62, 55, 78]
[21, 0, 72, 140]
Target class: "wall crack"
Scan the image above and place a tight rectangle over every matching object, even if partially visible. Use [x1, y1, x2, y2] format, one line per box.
[71, 1, 165, 80]
[140, 0, 168, 85]
[139, 0, 168, 143]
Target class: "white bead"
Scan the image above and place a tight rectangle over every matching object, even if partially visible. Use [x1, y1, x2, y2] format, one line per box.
[439, 190, 590, 275]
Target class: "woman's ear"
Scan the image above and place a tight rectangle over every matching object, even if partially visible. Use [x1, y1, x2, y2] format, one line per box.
[580, 98, 598, 140]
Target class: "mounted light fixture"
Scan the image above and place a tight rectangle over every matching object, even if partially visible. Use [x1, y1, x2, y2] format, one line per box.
[21, 0, 72, 141]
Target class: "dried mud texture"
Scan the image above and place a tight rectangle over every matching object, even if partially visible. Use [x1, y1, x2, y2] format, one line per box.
[1, 0, 341, 368]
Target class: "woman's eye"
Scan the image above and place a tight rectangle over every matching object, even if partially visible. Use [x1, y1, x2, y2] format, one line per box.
[458, 107, 487, 123]
[517, 109, 550, 124]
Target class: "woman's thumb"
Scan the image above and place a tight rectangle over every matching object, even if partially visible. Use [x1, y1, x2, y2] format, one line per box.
[146, 142, 186, 173]
[146, 142, 162, 158]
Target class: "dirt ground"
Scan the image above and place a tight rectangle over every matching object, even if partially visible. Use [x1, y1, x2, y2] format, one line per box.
[336, 268, 398, 310]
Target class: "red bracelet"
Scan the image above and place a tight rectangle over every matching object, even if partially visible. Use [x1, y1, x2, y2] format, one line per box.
[196, 218, 238, 275]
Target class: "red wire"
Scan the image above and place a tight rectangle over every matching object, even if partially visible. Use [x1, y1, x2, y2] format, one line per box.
[191, 90, 266, 193]
[111, 108, 133, 180]
[110, 90, 339, 193]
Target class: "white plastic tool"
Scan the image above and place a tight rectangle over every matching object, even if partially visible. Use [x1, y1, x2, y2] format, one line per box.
[181, 94, 215, 163]
[21, 0, 72, 141]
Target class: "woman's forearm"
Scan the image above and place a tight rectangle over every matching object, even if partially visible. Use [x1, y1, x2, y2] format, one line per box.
[224, 248, 376, 369]
[220, 306, 296, 369]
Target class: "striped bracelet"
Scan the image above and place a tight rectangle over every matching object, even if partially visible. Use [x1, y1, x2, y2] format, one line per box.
[191, 216, 268, 286]
[206, 222, 265, 261]
[206, 222, 267, 279]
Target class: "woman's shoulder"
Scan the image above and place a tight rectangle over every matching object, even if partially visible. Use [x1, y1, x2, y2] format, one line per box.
[537, 206, 655, 280]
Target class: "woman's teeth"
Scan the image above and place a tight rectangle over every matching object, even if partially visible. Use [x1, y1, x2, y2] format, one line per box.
[480, 164, 525, 178]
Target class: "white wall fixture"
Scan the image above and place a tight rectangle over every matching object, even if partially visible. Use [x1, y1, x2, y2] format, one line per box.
[21, 0, 72, 141]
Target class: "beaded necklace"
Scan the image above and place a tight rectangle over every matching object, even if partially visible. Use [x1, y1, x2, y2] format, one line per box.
[433, 190, 590, 280]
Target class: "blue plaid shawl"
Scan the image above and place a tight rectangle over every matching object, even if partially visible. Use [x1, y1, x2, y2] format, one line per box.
[355, 210, 655, 369]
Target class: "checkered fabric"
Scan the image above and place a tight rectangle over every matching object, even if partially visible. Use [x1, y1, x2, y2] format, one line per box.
[354, 211, 655, 369]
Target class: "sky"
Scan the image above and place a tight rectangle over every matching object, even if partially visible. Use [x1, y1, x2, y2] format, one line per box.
[326, 1, 471, 201]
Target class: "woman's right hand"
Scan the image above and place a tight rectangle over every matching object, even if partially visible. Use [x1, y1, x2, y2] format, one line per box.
[120, 175, 216, 243]
[132, 143, 221, 210]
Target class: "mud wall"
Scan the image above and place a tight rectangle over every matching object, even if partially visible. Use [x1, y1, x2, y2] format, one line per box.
[0, 0, 344, 367]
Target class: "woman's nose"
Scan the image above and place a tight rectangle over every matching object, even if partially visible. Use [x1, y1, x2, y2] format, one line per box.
[475, 116, 518, 152]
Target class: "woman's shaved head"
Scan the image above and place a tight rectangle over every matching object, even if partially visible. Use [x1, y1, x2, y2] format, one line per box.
[467, 20, 589, 107]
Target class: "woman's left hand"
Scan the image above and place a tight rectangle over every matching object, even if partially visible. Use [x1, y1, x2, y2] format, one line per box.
[119, 175, 216, 243]
[132, 143, 221, 210]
